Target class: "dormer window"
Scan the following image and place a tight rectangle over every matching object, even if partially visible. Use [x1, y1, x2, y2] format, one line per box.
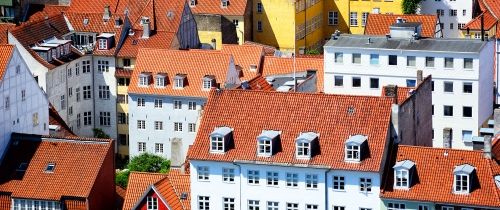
[344, 135, 367, 162]
[210, 126, 233, 153]
[221, 0, 229, 8]
[155, 74, 167, 88]
[45, 163, 55, 172]
[453, 164, 475, 194]
[98, 39, 107, 49]
[257, 130, 280, 157]
[295, 132, 318, 159]
[190, 0, 196, 6]
[175, 74, 186, 88]
[203, 75, 215, 90]
[139, 73, 150, 86]
[250, 64, 258, 72]
[393, 160, 415, 189]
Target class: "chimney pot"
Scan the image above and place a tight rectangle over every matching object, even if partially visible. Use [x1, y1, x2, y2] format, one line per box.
[103, 5, 111, 21]
[385, 85, 398, 104]
[483, 135, 493, 159]
[443, 128, 452, 148]
[416, 70, 423, 86]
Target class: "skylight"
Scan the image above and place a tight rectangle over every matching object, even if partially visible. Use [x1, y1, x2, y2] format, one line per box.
[45, 163, 56, 172]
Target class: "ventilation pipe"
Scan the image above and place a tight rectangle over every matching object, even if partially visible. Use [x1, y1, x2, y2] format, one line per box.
[416, 70, 423, 86]
[443, 128, 452, 148]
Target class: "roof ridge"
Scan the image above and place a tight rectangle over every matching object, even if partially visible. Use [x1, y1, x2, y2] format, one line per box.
[210, 88, 394, 100]
[399, 144, 485, 153]
[482, 0, 499, 20]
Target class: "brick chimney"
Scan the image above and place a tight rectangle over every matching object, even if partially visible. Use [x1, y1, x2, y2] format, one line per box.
[443, 128, 452, 148]
[416, 70, 423, 86]
[483, 135, 493, 159]
[494, 109, 500, 135]
[385, 85, 398, 104]
[103, 5, 111, 22]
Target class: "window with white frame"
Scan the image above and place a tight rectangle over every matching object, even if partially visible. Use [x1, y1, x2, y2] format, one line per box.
[306, 204, 318, 210]
[98, 39, 107, 49]
[137, 98, 145, 107]
[362, 12, 369, 26]
[328, 11, 338, 25]
[333, 206, 345, 210]
[334, 52, 343, 63]
[188, 101, 197, 110]
[463, 58, 473, 69]
[147, 196, 158, 210]
[197, 166, 209, 181]
[360, 208, 372, 210]
[98, 86, 110, 99]
[198, 196, 209, 210]
[418, 205, 429, 210]
[12, 199, 61, 210]
[175, 77, 184, 88]
[286, 173, 298, 187]
[83, 111, 92, 126]
[350, 12, 358, 26]
[76, 87, 80, 101]
[223, 197, 234, 210]
[82, 60, 91, 73]
[203, 78, 213, 89]
[395, 169, 409, 188]
[139, 75, 149, 86]
[75, 63, 80, 75]
[287, 203, 298, 210]
[154, 99, 163, 108]
[97, 60, 109, 72]
[296, 141, 310, 158]
[221, 0, 228, 7]
[360, 178, 372, 192]
[222, 168, 235, 183]
[345, 144, 360, 161]
[99, 112, 110, 126]
[174, 122, 183, 131]
[155, 143, 163, 153]
[333, 176, 345, 190]
[83, 86, 91, 100]
[266, 171, 279, 186]
[387, 203, 406, 210]
[154, 121, 163, 130]
[441, 207, 453, 210]
[67, 68, 72, 77]
[258, 139, 272, 156]
[210, 136, 224, 152]
[174, 100, 182, 109]
[306, 174, 318, 189]
[248, 170, 260, 184]
[138, 142, 146, 152]
[267, 201, 278, 210]
[155, 76, 165, 87]
[188, 123, 196, 132]
[68, 87, 72, 97]
[248, 200, 260, 210]
[454, 173, 469, 193]
[137, 120, 146, 129]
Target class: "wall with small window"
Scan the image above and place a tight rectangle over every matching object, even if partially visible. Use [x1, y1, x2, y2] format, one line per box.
[328, 170, 381, 210]
[381, 200, 435, 210]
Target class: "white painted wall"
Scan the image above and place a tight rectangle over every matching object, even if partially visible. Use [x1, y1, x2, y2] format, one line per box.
[0, 46, 49, 159]
[93, 55, 117, 139]
[419, 0, 474, 38]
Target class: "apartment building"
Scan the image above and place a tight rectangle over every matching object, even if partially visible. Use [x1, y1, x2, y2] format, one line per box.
[419, 0, 476, 38]
[127, 48, 240, 166]
[324, 26, 494, 149]
[0, 44, 49, 159]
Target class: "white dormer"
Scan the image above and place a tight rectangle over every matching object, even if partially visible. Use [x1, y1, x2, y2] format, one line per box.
[210, 126, 233, 153]
[495, 175, 500, 189]
[221, 0, 229, 8]
[344, 134, 367, 162]
[174, 74, 186, 88]
[203, 75, 215, 90]
[257, 130, 280, 157]
[453, 164, 475, 194]
[249, 64, 258, 72]
[155, 74, 167, 88]
[139, 73, 151, 86]
[295, 132, 318, 159]
[393, 160, 415, 189]
[190, 0, 197, 6]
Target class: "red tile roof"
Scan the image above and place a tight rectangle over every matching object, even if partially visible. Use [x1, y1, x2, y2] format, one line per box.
[66, 0, 119, 14]
[26, 5, 69, 22]
[0, 194, 10, 209]
[221, 44, 264, 81]
[262, 56, 324, 92]
[364, 14, 438, 38]
[381, 145, 500, 208]
[188, 90, 393, 172]
[117, 31, 176, 58]
[123, 172, 167, 210]
[237, 75, 274, 91]
[167, 170, 190, 209]
[190, 0, 248, 16]
[49, 104, 77, 137]
[0, 45, 14, 82]
[115, 68, 133, 78]
[63, 199, 87, 210]
[244, 41, 276, 56]
[481, 0, 500, 37]
[0, 134, 113, 201]
[0, 23, 15, 44]
[128, 48, 235, 98]
[463, 10, 498, 31]
[381, 86, 414, 105]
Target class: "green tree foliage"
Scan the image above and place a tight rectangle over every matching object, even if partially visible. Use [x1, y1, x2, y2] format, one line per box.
[402, 0, 422, 14]
[115, 153, 171, 188]
[305, 49, 321, 55]
[93, 128, 110, 138]
[115, 169, 130, 188]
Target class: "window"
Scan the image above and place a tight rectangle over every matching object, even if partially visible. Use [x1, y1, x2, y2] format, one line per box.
[83, 86, 91, 100]
[296, 141, 310, 157]
[67, 68, 72, 77]
[463, 106, 472, 117]
[189, 123, 196, 132]
[154, 121, 163, 130]
[267, 171, 279, 186]
[98, 86, 110, 99]
[60, 95, 65, 109]
[463, 82, 472, 93]
[248, 200, 260, 210]
[21, 90, 26, 101]
[306, 205, 318, 210]
[352, 53, 361, 64]
[267, 201, 278, 210]
[352, 77, 361, 87]
[139, 75, 149, 86]
[68, 106, 73, 115]
[286, 203, 298, 210]
[75, 63, 80, 75]
[118, 78, 130, 86]
[32, 112, 39, 126]
[445, 57, 454, 68]
[137, 98, 145, 107]
[328, 11, 339, 25]
[444, 105, 453, 116]
[449, 9, 457, 16]
[198, 196, 209, 210]
[174, 100, 182, 109]
[83, 111, 92, 126]
[155, 76, 165, 87]
[450, 23, 454, 29]
[97, 60, 109, 72]
[370, 54, 379, 65]
[387, 203, 406, 210]
[137, 120, 146, 129]
[118, 94, 128, 104]
[458, 23, 465, 29]
[333, 176, 345, 190]
[306, 174, 318, 189]
[406, 56, 416, 67]
[82, 60, 91, 73]
[174, 122, 183, 131]
[418, 205, 429, 210]
[257, 21, 263, 32]
[425, 57, 435, 67]
[350, 12, 358, 26]
[370, 78, 379, 89]
[223, 198, 235, 210]
[68, 87, 73, 98]
[210, 136, 224, 152]
[444, 81, 453, 93]
[442, 207, 453, 210]
[154, 99, 163, 108]
[286, 173, 298, 187]
[222, 168, 235, 183]
[346, 145, 360, 161]
[334, 76, 344, 87]
[360, 178, 372, 192]
[360, 208, 372, 210]
[98, 39, 107, 49]
[463, 9, 466, 16]
[334, 52, 343, 63]
[221, 0, 228, 7]
[257, 2, 262, 13]
[45, 163, 55, 172]
[99, 112, 110, 126]
[388, 55, 397, 66]
[76, 113, 81, 127]
[189, 101, 197, 110]
[138, 142, 146, 152]
[118, 113, 128, 124]
[362, 12, 369, 26]
[248, 170, 260, 184]
[464, 58, 473, 69]
[436, 9, 444, 16]
[257, 138, 272, 156]
[197, 166, 209, 181]
[474, 33, 481, 39]
[395, 169, 409, 188]
[147, 196, 158, 210]
[333, 207, 345, 210]
[406, 79, 416, 87]
[123, 58, 131, 67]
[462, 130, 472, 141]
[454, 174, 469, 193]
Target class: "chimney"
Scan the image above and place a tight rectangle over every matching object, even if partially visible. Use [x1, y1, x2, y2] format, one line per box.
[396, 17, 403, 23]
[483, 135, 493, 159]
[385, 85, 398, 104]
[416, 70, 423, 86]
[494, 109, 500, 135]
[443, 128, 452, 148]
[211, 38, 217, 49]
[141, 17, 150, 38]
[103, 5, 111, 22]
[481, 13, 485, 41]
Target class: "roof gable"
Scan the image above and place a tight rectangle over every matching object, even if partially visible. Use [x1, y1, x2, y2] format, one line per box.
[364, 14, 438, 38]
[221, 44, 264, 81]
[262, 56, 324, 92]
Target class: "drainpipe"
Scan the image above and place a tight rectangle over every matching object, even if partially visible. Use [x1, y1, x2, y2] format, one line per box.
[324, 168, 332, 210]
[232, 162, 242, 209]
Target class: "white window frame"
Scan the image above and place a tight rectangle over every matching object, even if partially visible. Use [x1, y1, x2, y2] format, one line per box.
[248, 170, 260, 184]
[154, 143, 163, 153]
[333, 176, 345, 190]
[350, 12, 358, 26]
[258, 139, 272, 156]
[188, 123, 196, 132]
[223, 197, 234, 210]
[266, 171, 279, 186]
[174, 122, 183, 132]
[359, 177, 372, 192]
[98, 39, 107, 49]
[147, 196, 158, 210]
[154, 121, 163, 130]
[197, 166, 209, 181]
[454, 173, 469, 194]
[138, 142, 146, 152]
[296, 141, 310, 158]
[222, 168, 235, 183]
[137, 120, 146, 129]
[154, 99, 163, 108]
[345, 144, 360, 161]
[155, 76, 165, 87]
[210, 136, 224, 152]
[387, 203, 406, 210]
[286, 173, 298, 187]
[248, 200, 260, 210]
[138, 98, 145, 107]
[198, 196, 209, 210]
[139, 75, 149, 86]
[174, 100, 182, 109]
[188, 101, 197, 110]
[394, 169, 409, 188]
[305, 174, 318, 189]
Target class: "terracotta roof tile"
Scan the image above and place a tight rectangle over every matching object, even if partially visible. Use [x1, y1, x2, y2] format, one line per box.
[190, 0, 248, 16]
[26, 5, 69, 22]
[115, 68, 133, 78]
[167, 169, 190, 209]
[128, 48, 235, 98]
[481, 0, 500, 37]
[221, 44, 264, 81]
[66, 0, 120, 14]
[364, 14, 438, 38]
[0, 194, 10, 209]
[381, 146, 500, 208]
[463, 10, 498, 31]
[188, 90, 393, 172]
[0, 45, 14, 82]
[262, 56, 324, 92]
[237, 75, 274, 91]
[0, 134, 113, 200]
[0, 23, 15, 44]
[244, 41, 276, 56]
[65, 12, 124, 33]
[381, 86, 414, 105]
[122, 172, 168, 210]
[117, 31, 176, 58]
[63, 199, 87, 210]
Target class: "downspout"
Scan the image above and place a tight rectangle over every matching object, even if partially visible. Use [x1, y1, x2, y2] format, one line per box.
[232, 162, 242, 209]
[92, 54, 96, 133]
[324, 168, 332, 210]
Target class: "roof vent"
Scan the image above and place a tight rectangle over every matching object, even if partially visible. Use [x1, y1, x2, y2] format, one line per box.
[83, 18, 89, 26]
[16, 162, 28, 172]
[167, 11, 175, 20]
[396, 17, 404, 23]
[347, 106, 355, 115]
[180, 192, 188, 200]
[241, 81, 250, 89]
[103, 5, 111, 22]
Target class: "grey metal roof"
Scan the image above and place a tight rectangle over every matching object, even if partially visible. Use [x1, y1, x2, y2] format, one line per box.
[257, 130, 281, 140]
[345, 134, 367, 145]
[393, 160, 415, 170]
[453, 164, 475, 174]
[324, 35, 487, 53]
[391, 22, 422, 28]
[296, 132, 319, 142]
[211, 126, 232, 136]
[480, 127, 494, 134]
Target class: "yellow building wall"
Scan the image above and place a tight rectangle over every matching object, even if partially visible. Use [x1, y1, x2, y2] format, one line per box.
[226, 15, 247, 45]
[295, 1, 324, 53]
[198, 30, 223, 49]
[253, 0, 296, 52]
[116, 57, 134, 158]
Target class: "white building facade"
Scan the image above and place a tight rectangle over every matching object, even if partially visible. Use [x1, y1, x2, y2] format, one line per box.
[419, 0, 475, 38]
[324, 34, 494, 149]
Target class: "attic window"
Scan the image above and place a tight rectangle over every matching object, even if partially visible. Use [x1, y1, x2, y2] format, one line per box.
[83, 18, 89, 26]
[495, 175, 500, 189]
[189, 0, 196, 6]
[250, 64, 258, 72]
[155, 74, 167, 88]
[128, 29, 135, 36]
[139, 74, 150, 86]
[166, 11, 175, 20]
[203, 75, 215, 90]
[295, 132, 318, 159]
[16, 162, 28, 172]
[45, 163, 55, 172]
[257, 130, 280, 157]
[175, 74, 186, 88]
[344, 135, 367, 162]
[453, 164, 475, 194]
[393, 160, 415, 189]
[210, 126, 233, 153]
[221, 0, 229, 8]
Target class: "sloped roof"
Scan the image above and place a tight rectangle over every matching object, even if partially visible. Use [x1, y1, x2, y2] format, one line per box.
[244, 41, 276, 55]
[25, 5, 69, 22]
[167, 170, 190, 209]
[0, 45, 14, 82]
[364, 14, 438, 38]
[49, 104, 77, 137]
[66, 0, 120, 14]
[188, 90, 393, 172]
[0, 23, 15, 44]
[381, 86, 414, 105]
[481, 0, 500, 37]
[149, 170, 190, 210]
[381, 145, 500, 208]
[0, 134, 113, 201]
[262, 56, 324, 92]
[237, 75, 274, 91]
[117, 31, 176, 58]
[463, 10, 498, 31]
[128, 48, 234, 98]
[221, 44, 264, 81]
[123, 172, 180, 210]
[190, 0, 248, 16]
